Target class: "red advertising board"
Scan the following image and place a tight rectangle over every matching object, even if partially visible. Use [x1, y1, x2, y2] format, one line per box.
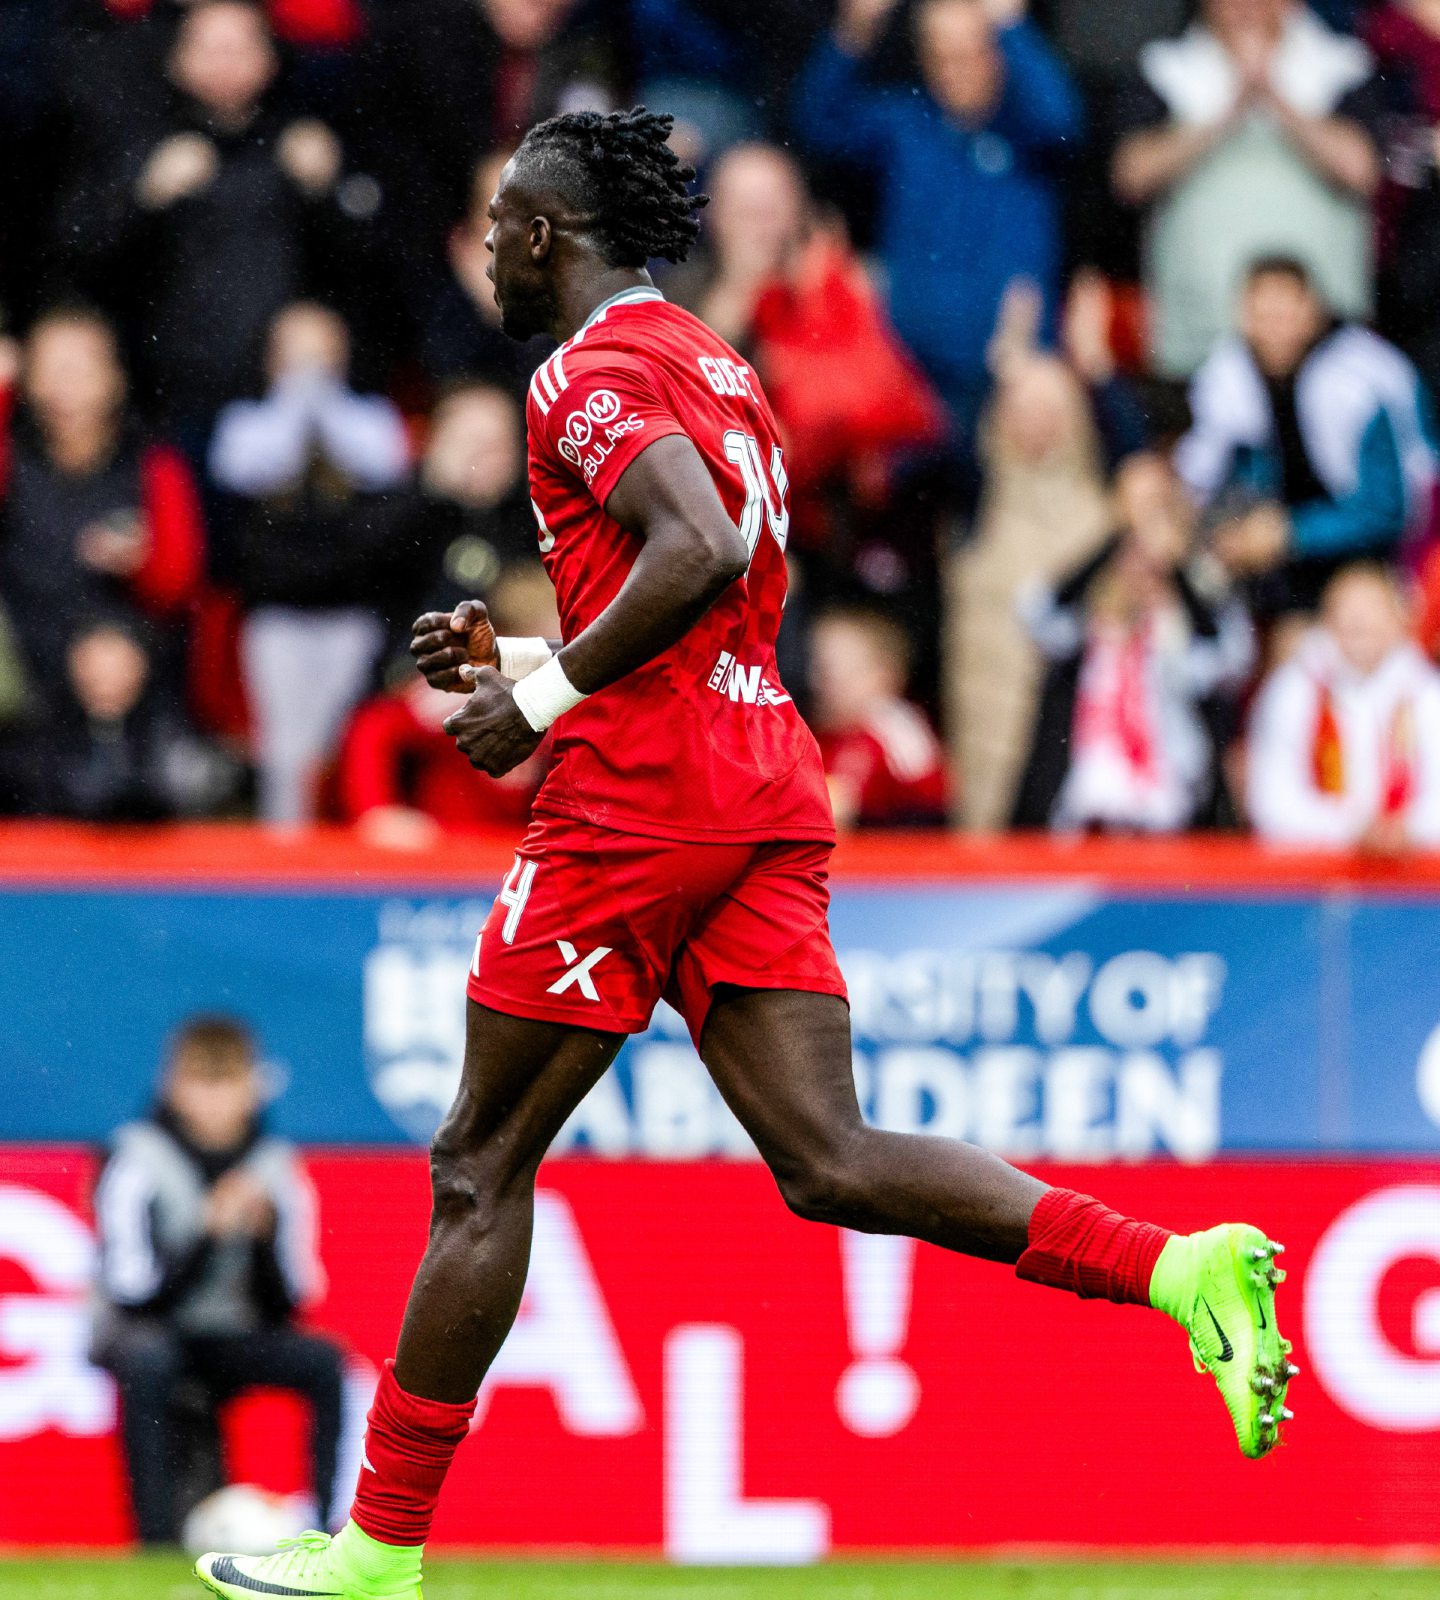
[3, 1149, 1439, 1553]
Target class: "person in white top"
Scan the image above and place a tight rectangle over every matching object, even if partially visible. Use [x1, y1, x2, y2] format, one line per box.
[1247, 563, 1440, 849]
[208, 303, 410, 826]
[209, 302, 409, 496]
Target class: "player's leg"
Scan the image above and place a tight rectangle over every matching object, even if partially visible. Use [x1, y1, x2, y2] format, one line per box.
[390, 1004, 622, 1402]
[196, 1000, 623, 1599]
[698, 984, 1294, 1459]
[698, 986, 1045, 1257]
[671, 844, 1047, 1262]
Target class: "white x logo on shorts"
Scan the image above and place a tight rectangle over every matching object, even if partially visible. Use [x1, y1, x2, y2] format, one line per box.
[546, 940, 613, 1001]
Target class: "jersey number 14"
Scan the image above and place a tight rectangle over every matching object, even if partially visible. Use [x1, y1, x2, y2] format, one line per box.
[723, 430, 789, 564]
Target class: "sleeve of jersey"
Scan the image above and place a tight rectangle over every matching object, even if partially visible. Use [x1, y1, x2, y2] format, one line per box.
[531, 350, 689, 508]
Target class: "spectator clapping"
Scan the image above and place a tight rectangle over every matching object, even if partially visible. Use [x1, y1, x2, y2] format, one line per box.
[810, 607, 949, 828]
[1111, 0, 1383, 377]
[120, 1, 356, 428]
[217, 302, 409, 827]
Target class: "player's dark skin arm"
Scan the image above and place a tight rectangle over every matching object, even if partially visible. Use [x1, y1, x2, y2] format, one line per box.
[558, 434, 749, 690]
[431, 435, 748, 778]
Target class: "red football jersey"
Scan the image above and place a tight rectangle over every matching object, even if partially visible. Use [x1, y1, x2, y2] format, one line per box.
[523, 287, 833, 843]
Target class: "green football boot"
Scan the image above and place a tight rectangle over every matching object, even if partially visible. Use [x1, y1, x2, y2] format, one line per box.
[1150, 1223, 1297, 1459]
[196, 1524, 422, 1600]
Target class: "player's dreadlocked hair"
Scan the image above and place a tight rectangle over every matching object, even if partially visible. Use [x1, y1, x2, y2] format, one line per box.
[516, 107, 707, 268]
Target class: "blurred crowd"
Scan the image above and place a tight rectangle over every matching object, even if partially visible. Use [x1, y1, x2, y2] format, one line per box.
[5, 0, 1440, 846]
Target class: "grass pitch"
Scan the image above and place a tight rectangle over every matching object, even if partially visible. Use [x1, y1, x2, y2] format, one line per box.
[3, 1555, 1439, 1600]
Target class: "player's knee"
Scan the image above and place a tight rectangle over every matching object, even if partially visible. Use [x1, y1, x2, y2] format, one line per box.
[773, 1150, 869, 1229]
[428, 1134, 516, 1234]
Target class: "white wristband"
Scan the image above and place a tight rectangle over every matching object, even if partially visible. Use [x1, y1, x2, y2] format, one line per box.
[512, 654, 587, 732]
[496, 636, 554, 680]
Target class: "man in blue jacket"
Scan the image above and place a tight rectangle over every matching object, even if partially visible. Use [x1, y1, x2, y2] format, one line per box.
[794, 0, 1082, 446]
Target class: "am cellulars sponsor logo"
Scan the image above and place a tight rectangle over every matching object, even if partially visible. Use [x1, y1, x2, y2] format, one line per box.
[556, 390, 644, 479]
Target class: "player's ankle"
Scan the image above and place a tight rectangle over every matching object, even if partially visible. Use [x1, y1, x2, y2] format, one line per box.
[333, 1520, 424, 1590]
[1147, 1233, 1197, 1325]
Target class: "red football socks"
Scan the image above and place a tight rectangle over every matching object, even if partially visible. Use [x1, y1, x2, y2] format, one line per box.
[1015, 1186, 1172, 1306]
[350, 1361, 477, 1546]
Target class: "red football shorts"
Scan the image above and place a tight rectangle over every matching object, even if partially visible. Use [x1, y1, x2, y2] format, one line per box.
[467, 815, 847, 1046]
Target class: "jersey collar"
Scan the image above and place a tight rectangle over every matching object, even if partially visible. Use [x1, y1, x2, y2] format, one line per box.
[578, 285, 665, 333]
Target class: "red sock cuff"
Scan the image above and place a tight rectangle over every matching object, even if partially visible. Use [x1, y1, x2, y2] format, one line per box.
[350, 1360, 477, 1546]
[1015, 1186, 1171, 1307]
[372, 1360, 477, 1435]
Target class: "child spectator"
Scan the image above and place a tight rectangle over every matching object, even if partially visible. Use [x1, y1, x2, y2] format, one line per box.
[1012, 452, 1254, 832]
[1111, 0, 1384, 376]
[809, 607, 949, 828]
[0, 306, 204, 688]
[90, 1016, 343, 1545]
[1178, 257, 1438, 617]
[1247, 563, 1440, 849]
[211, 302, 409, 827]
[337, 563, 556, 847]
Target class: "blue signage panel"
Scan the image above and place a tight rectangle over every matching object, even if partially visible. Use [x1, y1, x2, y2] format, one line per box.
[1, 880, 1436, 1155]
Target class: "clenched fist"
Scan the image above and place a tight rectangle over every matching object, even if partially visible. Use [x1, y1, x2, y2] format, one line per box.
[442, 666, 543, 778]
[410, 600, 498, 693]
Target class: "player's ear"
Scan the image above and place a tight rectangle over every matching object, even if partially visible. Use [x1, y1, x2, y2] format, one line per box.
[529, 215, 553, 263]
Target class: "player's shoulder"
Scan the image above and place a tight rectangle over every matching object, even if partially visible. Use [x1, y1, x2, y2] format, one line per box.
[526, 291, 757, 434]
[628, 297, 749, 376]
[593, 297, 771, 413]
[526, 334, 652, 426]
[571, 292, 733, 372]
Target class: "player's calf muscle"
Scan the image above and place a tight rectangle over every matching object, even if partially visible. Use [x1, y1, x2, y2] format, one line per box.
[770, 1125, 1040, 1259]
